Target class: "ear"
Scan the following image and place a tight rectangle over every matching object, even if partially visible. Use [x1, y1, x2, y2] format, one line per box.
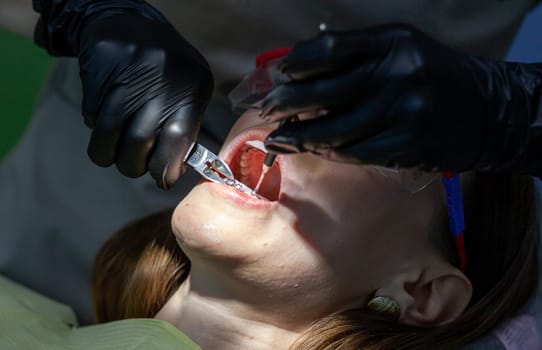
[375, 264, 472, 326]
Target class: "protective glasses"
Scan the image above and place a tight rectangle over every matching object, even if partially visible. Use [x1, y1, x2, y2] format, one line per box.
[228, 47, 291, 114]
[228, 49, 466, 272]
[374, 167, 439, 194]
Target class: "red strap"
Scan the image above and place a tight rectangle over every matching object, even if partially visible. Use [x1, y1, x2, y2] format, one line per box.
[455, 233, 467, 272]
[255, 47, 292, 68]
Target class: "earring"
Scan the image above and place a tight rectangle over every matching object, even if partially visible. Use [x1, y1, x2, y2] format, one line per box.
[367, 296, 401, 319]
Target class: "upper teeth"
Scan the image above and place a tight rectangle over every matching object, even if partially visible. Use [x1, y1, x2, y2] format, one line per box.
[245, 140, 266, 152]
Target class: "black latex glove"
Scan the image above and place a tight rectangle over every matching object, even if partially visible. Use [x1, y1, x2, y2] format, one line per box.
[261, 24, 542, 178]
[33, 0, 214, 189]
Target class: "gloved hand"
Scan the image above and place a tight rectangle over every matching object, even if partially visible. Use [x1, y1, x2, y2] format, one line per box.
[261, 24, 542, 177]
[33, 0, 214, 189]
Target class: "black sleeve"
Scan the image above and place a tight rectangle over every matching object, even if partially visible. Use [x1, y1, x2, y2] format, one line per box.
[497, 63, 542, 180]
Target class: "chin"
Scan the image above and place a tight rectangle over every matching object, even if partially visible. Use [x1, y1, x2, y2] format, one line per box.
[171, 114, 309, 268]
[171, 183, 274, 262]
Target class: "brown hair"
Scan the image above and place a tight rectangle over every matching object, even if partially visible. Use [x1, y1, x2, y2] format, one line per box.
[92, 172, 539, 349]
[91, 209, 190, 322]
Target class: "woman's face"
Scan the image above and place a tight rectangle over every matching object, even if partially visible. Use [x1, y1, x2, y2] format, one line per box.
[172, 110, 446, 324]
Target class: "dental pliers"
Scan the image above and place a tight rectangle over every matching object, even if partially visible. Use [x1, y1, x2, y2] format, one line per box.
[185, 142, 260, 198]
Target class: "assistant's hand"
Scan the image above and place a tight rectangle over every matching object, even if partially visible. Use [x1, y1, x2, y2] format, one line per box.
[33, 1, 214, 189]
[261, 24, 542, 176]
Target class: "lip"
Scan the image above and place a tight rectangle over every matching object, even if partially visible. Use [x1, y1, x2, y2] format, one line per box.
[201, 126, 292, 209]
[200, 182, 276, 209]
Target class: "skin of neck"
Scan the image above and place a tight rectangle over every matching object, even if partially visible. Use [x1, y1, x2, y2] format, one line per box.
[155, 268, 304, 350]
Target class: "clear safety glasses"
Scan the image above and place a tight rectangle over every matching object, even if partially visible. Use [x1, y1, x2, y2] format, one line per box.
[374, 167, 440, 194]
[228, 48, 291, 114]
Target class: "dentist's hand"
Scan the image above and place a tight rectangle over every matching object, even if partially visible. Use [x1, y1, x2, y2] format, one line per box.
[34, 0, 214, 188]
[261, 24, 542, 177]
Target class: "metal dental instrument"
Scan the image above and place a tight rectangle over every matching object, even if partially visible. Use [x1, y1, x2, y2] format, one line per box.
[252, 150, 277, 194]
[185, 142, 260, 198]
[253, 119, 288, 194]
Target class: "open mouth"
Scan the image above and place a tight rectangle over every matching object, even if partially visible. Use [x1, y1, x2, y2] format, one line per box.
[229, 140, 281, 201]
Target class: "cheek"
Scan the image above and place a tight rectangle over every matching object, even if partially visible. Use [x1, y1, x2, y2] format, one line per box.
[323, 182, 443, 285]
[171, 184, 286, 263]
[282, 167, 428, 278]
[285, 167, 406, 245]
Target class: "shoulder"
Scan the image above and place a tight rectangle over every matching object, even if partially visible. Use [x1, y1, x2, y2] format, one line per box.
[72, 319, 201, 350]
[0, 275, 199, 350]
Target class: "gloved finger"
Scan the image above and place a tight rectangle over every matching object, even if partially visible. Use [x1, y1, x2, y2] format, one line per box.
[260, 65, 377, 118]
[259, 82, 332, 120]
[79, 50, 117, 129]
[87, 88, 132, 167]
[81, 83, 101, 129]
[148, 103, 202, 189]
[280, 25, 402, 80]
[323, 129, 416, 168]
[263, 81, 406, 154]
[264, 100, 389, 154]
[115, 97, 165, 178]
